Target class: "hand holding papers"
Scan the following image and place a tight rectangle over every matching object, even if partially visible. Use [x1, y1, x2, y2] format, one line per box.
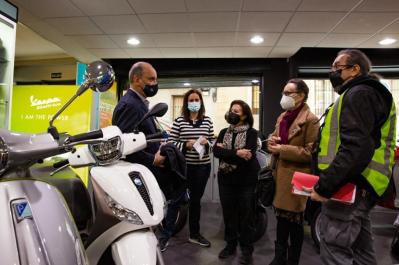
[193, 136, 207, 159]
[291, 172, 356, 204]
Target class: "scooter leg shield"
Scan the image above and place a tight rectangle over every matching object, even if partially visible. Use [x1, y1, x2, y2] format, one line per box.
[112, 230, 158, 265]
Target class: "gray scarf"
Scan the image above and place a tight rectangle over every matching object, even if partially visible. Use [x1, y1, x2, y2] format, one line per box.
[218, 124, 250, 174]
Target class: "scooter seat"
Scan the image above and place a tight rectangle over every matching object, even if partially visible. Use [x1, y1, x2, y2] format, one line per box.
[30, 164, 92, 230]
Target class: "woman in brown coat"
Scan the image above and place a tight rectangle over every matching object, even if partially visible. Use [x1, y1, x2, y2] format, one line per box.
[268, 79, 319, 265]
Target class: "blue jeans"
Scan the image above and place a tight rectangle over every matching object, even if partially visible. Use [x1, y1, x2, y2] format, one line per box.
[160, 191, 187, 240]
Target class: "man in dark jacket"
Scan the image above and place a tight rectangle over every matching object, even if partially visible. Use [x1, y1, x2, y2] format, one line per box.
[112, 62, 165, 170]
[112, 62, 183, 252]
[307, 49, 396, 265]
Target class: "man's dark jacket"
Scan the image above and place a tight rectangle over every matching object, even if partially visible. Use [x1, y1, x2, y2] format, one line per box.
[112, 89, 159, 169]
[314, 75, 393, 198]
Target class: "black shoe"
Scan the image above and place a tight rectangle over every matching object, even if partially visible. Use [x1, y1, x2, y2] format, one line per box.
[189, 234, 211, 247]
[239, 254, 253, 265]
[159, 238, 169, 252]
[218, 246, 236, 259]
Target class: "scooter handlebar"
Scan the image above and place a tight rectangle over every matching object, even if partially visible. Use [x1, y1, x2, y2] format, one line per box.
[145, 131, 168, 140]
[67, 129, 103, 143]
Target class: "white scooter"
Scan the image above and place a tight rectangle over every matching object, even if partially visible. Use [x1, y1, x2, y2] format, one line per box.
[52, 104, 168, 265]
[0, 60, 114, 265]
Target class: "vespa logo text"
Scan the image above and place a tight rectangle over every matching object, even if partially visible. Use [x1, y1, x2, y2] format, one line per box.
[30, 95, 62, 110]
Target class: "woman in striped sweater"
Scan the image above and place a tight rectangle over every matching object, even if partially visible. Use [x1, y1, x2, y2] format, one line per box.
[169, 89, 214, 247]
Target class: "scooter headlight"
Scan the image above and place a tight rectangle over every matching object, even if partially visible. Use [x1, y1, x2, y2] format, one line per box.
[89, 136, 122, 165]
[105, 194, 143, 225]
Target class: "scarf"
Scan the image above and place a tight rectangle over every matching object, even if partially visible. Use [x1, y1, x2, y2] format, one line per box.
[279, 103, 303, 144]
[219, 124, 250, 174]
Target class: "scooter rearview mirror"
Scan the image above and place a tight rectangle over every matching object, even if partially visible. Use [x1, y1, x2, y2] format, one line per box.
[133, 103, 168, 132]
[148, 102, 168, 118]
[48, 61, 115, 139]
[76, 61, 115, 96]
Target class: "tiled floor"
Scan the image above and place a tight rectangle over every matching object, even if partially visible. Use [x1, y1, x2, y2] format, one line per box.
[162, 203, 399, 265]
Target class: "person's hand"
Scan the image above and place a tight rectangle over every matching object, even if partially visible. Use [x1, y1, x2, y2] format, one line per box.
[236, 149, 252, 160]
[216, 143, 225, 148]
[199, 136, 208, 145]
[268, 144, 282, 155]
[303, 187, 329, 202]
[153, 150, 165, 167]
[186, 140, 196, 150]
[267, 135, 281, 146]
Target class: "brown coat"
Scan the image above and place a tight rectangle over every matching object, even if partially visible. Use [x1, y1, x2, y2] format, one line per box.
[271, 103, 319, 213]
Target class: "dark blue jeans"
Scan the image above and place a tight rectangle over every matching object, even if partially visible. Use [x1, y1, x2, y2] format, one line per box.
[160, 191, 187, 240]
[187, 163, 211, 237]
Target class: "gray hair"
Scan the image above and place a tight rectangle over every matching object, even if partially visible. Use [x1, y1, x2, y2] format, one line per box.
[128, 62, 144, 83]
[338, 49, 371, 76]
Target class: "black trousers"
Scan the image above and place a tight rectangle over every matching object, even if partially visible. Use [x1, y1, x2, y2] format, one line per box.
[219, 183, 256, 254]
[187, 163, 211, 237]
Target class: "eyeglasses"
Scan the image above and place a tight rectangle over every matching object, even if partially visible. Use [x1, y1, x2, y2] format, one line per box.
[331, 64, 354, 71]
[282, 91, 298, 96]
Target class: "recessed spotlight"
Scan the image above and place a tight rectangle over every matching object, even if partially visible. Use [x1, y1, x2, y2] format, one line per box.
[379, 38, 397, 45]
[252, 79, 259, 84]
[183, 82, 191, 87]
[250, 36, 264, 44]
[127, 37, 140, 46]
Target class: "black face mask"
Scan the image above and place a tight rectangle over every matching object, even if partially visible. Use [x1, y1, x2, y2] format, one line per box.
[143, 84, 158, 97]
[328, 69, 344, 92]
[225, 111, 240, 125]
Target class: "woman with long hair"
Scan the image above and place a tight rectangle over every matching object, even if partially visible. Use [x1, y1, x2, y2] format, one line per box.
[169, 89, 214, 248]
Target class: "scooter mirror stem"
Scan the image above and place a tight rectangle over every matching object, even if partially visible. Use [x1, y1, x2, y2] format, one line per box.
[48, 94, 79, 139]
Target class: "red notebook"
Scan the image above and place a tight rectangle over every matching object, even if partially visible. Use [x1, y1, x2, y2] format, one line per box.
[291, 172, 356, 204]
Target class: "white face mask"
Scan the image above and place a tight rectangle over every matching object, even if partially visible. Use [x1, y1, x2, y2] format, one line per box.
[280, 95, 296, 110]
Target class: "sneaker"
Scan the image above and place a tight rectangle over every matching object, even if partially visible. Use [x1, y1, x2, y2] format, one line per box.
[188, 234, 211, 247]
[218, 246, 236, 259]
[159, 238, 169, 252]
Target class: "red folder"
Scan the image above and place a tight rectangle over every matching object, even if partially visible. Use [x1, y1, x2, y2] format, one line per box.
[291, 172, 356, 204]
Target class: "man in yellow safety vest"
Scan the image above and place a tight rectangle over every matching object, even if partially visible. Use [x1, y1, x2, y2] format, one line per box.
[307, 49, 396, 265]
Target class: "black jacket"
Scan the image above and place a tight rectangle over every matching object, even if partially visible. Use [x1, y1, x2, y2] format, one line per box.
[314, 76, 393, 198]
[160, 143, 187, 181]
[213, 127, 260, 186]
[112, 89, 160, 169]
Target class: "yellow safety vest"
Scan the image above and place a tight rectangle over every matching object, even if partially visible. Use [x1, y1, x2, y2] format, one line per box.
[318, 89, 397, 196]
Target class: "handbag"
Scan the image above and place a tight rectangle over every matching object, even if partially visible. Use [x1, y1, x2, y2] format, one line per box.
[256, 167, 275, 209]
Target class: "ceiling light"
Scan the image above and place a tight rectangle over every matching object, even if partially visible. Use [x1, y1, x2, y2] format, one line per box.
[252, 79, 259, 84]
[378, 38, 397, 45]
[250, 36, 264, 44]
[183, 83, 191, 87]
[127, 37, 140, 46]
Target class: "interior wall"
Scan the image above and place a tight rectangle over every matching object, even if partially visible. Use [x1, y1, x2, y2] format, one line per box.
[14, 58, 77, 83]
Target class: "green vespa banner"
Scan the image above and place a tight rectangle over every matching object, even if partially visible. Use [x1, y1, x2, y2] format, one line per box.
[10, 85, 93, 185]
[10, 85, 92, 134]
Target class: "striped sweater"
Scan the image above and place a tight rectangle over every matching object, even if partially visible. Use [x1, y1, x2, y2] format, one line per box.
[169, 116, 215, 165]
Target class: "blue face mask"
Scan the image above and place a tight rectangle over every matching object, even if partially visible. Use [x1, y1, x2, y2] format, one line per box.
[187, 102, 201, 112]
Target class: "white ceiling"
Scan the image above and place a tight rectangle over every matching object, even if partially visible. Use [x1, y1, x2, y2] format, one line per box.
[10, 0, 399, 62]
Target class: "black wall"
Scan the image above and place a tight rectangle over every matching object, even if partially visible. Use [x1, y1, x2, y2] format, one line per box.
[106, 58, 289, 135]
[106, 47, 399, 136]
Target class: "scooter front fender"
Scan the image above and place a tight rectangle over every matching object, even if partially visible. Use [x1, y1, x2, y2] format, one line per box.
[111, 230, 159, 265]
